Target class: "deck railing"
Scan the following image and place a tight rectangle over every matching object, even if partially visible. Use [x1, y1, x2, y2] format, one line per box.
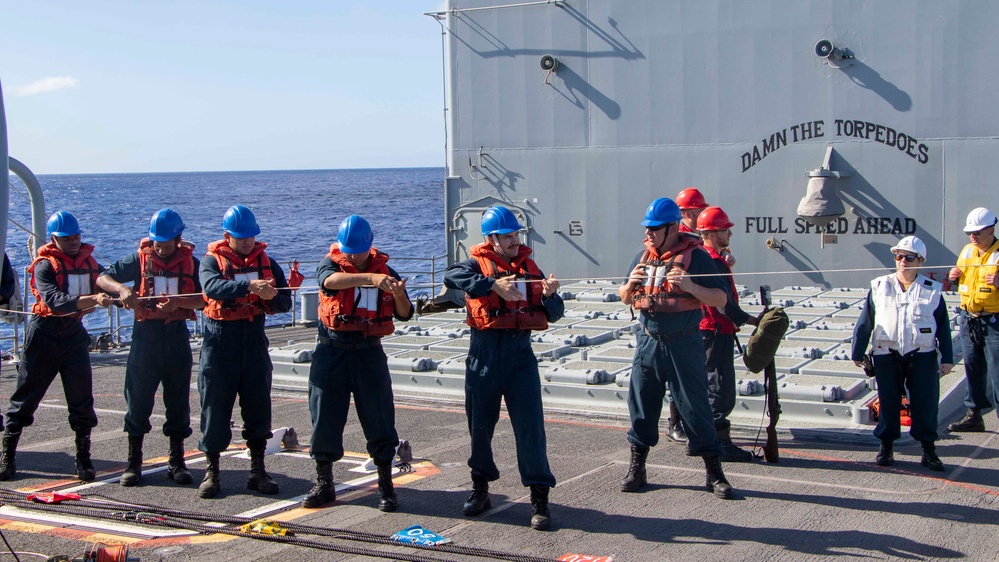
[0, 253, 448, 360]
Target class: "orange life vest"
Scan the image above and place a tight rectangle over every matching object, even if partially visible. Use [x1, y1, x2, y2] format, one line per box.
[134, 238, 200, 322]
[869, 395, 912, 427]
[318, 245, 397, 337]
[700, 245, 738, 334]
[203, 240, 274, 321]
[464, 243, 548, 331]
[632, 233, 704, 313]
[29, 242, 102, 319]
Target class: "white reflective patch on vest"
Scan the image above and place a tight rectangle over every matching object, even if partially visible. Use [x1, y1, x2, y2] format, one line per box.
[959, 284, 969, 294]
[153, 276, 180, 296]
[652, 266, 667, 288]
[66, 274, 91, 297]
[961, 247, 975, 259]
[987, 252, 999, 266]
[354, 287, 379, 311]
[642, 266, 654, 287]
[515, 280, 526, 297]
[234, 272, 260, 283]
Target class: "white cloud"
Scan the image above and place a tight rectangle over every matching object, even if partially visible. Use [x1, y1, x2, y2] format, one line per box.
[12, 76, 80, 97]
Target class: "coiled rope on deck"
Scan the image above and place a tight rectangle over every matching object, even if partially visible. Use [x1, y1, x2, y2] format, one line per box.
[0, 489, 559, 562]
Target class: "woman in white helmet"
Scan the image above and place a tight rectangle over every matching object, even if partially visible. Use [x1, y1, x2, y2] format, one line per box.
[852, 236, 954, 471]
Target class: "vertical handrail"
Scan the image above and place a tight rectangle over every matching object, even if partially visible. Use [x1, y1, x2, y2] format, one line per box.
[8, 158, 49, 256]
[1, 77, 9, 267]
[114, 306, 121, 347]
[106, 307, 113, 348]
[6, 266, 31, 362]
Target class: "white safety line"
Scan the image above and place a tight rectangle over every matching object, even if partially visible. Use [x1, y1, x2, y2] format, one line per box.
[439, 462, 617, 536]
[36, 403, 164, 419]
[0, 505, 194, 538]
[631, 440, 999, 497]
[237, 470, 383, 519]
[6, 452, 385, 537]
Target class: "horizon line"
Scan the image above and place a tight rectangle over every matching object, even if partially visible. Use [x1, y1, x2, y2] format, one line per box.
[20, 165, 448, 177]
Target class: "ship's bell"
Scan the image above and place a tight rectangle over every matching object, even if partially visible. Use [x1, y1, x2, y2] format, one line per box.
[797, 146, 850, 230]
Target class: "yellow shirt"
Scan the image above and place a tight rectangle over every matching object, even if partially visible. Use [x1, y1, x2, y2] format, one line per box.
[955, 238, 999, 313]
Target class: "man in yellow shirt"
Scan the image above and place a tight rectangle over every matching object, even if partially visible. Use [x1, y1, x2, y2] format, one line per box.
[947, 207, 999, 432]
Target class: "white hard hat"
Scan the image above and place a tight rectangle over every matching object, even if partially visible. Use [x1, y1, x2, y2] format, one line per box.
[964, 207, 997, 233]
[890, 235, 926, 260]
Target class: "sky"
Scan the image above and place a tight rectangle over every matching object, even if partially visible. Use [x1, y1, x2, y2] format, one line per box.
[1, 1, 447, 174]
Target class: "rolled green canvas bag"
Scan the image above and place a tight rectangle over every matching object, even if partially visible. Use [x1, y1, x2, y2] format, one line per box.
[743, 307, 790, 373]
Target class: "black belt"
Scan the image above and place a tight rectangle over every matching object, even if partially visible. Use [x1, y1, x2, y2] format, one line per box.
[888, 348, 919, 364]
[318, 334, 381, 350]
[643, 325, 699, 343]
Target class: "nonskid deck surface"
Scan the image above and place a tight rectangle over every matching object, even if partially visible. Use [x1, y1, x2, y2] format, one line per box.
[281, 282, 968, 440]
[0, 289, 995, 561]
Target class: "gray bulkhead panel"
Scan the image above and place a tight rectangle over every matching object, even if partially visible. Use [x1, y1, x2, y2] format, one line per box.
[443, 0, 999, 288]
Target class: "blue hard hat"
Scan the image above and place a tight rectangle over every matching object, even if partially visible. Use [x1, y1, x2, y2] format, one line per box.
[46, 210, 82, 238]
[338, 215, 373, 255]
[222, 204, 261, 239]
[148, 208, 186, 242]
[641, 197, 682, 227]
[481, 206, 524, 236]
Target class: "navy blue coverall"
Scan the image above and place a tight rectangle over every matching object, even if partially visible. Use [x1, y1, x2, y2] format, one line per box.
[198, 254, 291, 453]
[308, 258, 412, 463]
[444, 259, 563, 488]
[0, 253, 15, 430]
[5, 259, 104, 434]
[102, 253, 201, 439]
[626, 248, 726, 456]
[0, 254, 16, 306]
[852, 291, 953, 443]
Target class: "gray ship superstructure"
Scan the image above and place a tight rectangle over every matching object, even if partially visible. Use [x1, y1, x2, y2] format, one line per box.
[433, 0, 998, 290]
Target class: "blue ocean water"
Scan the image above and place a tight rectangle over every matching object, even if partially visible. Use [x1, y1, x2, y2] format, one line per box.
[4, 168, 446, 339]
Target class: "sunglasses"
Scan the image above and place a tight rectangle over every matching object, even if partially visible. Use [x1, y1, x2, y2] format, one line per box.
[968, 226, 993, 236]
[646, 224, 669, 232]
[893, 253, 918, 263]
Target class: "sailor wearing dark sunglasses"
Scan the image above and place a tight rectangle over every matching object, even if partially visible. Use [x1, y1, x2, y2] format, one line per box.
[852, 235, 954, 471]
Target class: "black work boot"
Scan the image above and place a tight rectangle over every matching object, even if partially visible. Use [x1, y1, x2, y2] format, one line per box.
[167, 436, 193, 485]
[120, 435, 143, 487]
[948, 409, 985, 432]
[666, 402, 687, 444]
[0, 429, 21, 481]
[198, 451, 221, 498]
[703, 455, 733, 499]
[920, 441, 945, 472]
[529, 485, 551, 531]
[246, 440, 279, 495]
[375, 460, 398, 512]
[463, 474, 491, 516]
[876, 441, 894, 467]
[717, 427, 754, 463]
[74, 430, 97, 482]
[302, 460, 335, 508]
[619, 444, 649, 492]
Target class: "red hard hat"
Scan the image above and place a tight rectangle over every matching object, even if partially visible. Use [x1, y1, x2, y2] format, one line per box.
[676, 188, 709, 209]
[697, 206, 734, 231]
